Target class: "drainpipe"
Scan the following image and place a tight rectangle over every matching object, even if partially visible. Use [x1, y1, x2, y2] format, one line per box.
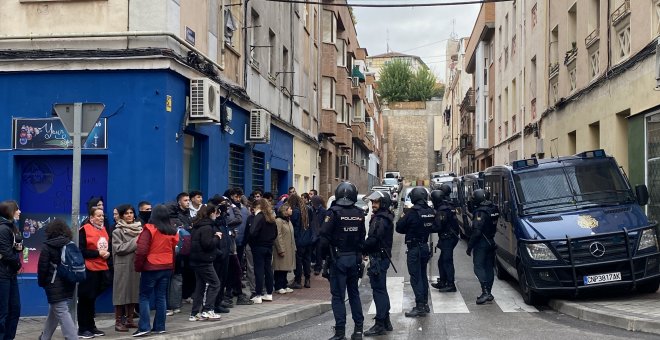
[520, 0, 525, 158]
[289, 2, 295, 125]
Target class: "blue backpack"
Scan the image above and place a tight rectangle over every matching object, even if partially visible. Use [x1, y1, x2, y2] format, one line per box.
[51, 241, 86, 283]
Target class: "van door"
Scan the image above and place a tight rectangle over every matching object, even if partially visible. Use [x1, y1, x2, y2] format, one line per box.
[501, 177, 516, 265]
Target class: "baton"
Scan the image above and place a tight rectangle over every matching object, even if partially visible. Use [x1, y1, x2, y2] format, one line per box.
[377, 237, 398, 273]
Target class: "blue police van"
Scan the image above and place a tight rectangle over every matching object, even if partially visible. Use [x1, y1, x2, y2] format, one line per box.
[453, 172, 485, 239]
[485, 150, 659, 305]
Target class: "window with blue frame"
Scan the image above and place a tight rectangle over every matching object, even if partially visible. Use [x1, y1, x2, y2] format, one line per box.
[252, 150, 265, 192]
[229, 144, 245, 189]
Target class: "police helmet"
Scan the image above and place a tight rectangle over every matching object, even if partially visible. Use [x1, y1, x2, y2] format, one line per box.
[409, 187, 429, 205]
[439, 183, 452, 197]
[364, 190, 391, 209]
[335, 182, 358, 206]
[473, 189, 487, 205]
[430, 190, 445, 208]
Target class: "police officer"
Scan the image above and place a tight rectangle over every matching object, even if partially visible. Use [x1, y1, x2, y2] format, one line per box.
[465, 189, 499, 305]
[430, 184, 460, 293]
[320, 182, 366, 340]
[396, 187, 436, 317]
[362, 191, 394, 336]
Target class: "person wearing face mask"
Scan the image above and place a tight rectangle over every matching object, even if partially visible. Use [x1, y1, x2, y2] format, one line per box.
[0, 200, 22, 340]
[78, 206, 112, 339]
[137, 201, 152, 224]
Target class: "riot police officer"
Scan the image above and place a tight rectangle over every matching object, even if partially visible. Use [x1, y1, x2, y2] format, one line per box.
[396, 187, 436, 317]
[430, 184, 460, 292]
[320, 182, 366, 340]
[362, 191, 394, 336]
[465, 189, 499, 305]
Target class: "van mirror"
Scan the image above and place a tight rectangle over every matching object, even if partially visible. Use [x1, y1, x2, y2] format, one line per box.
[398, 177, 404, 182]
[636, 184, 649, 206]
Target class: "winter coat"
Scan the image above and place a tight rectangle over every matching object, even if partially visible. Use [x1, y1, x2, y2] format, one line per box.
[248, 212, 277, 248]
[292, 207, 314, 248]
[233, 202, 250, 247]
[189, 218, 218, 265]
[0, 218, 21, 279]
[273, 217, 296, 271]
[310, 206, 326, 244]
[226, 205, 242, 254]
[111, 222, 142, 305]
[37, 235, 75, 303]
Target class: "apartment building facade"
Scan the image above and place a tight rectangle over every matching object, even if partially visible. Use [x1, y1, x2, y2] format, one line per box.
[366, 51, 430, 80]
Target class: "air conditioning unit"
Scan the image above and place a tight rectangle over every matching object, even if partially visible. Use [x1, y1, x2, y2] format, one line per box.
[361, 159, 368, 167]
[190, 78, 221, 122]
[339, 155, 350, 166]
[246, 109, 270, 143]
[351, 77, 360, 88]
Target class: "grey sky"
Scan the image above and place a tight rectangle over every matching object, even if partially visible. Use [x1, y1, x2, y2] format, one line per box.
[350, 0, 481, 83]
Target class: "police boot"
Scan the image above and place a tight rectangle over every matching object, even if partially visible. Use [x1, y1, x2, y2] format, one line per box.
[404, 303, 428, 317]
[422, 303, 431, 313]
[486, 282, 495, 301]
[329, 326, 346, 340]
[364, 319, 386, 337]
[430, 280, 446, 290]
[438, 281, 457, 293]
[476, 283, 490, 305]
[384, 314, 393, 332]
[350, 324, 363, 340]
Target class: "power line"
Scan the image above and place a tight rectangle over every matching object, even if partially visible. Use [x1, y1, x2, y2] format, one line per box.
[264, 0, 513, 8]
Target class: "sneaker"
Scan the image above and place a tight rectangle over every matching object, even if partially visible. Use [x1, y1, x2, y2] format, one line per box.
[173, 308, 181, 314]
[183, 297, 193, 304]
[251, 295, 263, 304]
[236, 295, 254, 305]
[132, 330, 150, 337]
[166, 310, 175, 316]
[284, 288, 294, 293]
[189, 313, 207, 322]
[78, 331, 95, 339]
[262, 294, 273, 301]
[276, 288, 287, 294]
[289, 282, 303, 289]
[91, 329, 105, 337]
[151, 330, 166, 334]
[202, 310, 222, 320]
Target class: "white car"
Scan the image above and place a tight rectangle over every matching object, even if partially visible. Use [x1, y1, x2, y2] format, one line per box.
[326, 194, 372, 230]
[401, 187, 433, 213]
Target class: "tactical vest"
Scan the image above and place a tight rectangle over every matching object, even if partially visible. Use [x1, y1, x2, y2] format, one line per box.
[408, 205, 435, 243]
[475, 204, 499, 239]
[436, 203, 459, 236]
[330, 206, 365, 253]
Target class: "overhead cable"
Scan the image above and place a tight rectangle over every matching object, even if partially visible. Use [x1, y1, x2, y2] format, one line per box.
[264, 0, 513, 8]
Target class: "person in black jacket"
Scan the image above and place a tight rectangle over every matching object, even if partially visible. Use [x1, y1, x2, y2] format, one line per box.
[188, 203, 223, 321]
[289, 194, 314, 289]
[310, 195, 326, 276]
[37, 219, 77, 340]
[248, 199, 278, 304]
[0, 200, 22, 340]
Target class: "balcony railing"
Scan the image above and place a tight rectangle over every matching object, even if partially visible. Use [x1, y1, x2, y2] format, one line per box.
[460, 88, 475, 113]
[585, 28, 599, 48]
[611, 0, 630, 26]
[460, 134, 474, 152]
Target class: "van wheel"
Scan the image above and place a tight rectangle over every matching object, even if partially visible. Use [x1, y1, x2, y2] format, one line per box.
[517, 265, 546, 306]
[495, 258, 510, 281]
[637, 279, 660, 294]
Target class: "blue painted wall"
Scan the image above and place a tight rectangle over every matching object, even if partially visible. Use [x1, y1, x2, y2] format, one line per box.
[0, 69, 293, 315]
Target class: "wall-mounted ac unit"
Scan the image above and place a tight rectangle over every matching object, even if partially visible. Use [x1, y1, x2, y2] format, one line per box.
[190, 78, 221, 122]
[246, 109, 270, 143]
[339, 155, 350, 166]
[351, 77, 360, 88]
[361, 159, 368, 167]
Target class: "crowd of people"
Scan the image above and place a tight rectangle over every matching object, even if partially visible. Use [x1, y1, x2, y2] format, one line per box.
[0, 186, 328, 340]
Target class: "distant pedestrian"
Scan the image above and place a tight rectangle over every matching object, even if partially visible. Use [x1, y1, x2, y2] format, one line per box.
[133, 205, 179, 337]
[37, 219, 77, 340]
[273, 204, 296, 294]
[310, 195, 326, 276]
[289, 194, 314, 289]
[248, 199, 277, 304]
[111, 204, 142, 332]
[0, 200, 22, 340]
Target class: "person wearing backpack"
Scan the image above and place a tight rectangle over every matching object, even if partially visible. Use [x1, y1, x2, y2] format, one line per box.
[133, 205, 179, 337]
[111, 204, 143, 332]
[0, 200, 22, 340]
[37, 219, 78, 340]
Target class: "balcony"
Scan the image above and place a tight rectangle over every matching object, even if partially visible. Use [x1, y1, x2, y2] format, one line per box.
[320, 109, 337, 136]
[352, 83, 364, 98]
[585, 28, 599, 48]
[351, 120, 366, 141]
[611, 0, 630, 26]
[460, 134, 474, 154]
[460, 88, 475, 113]
[335, 124, 352, 147]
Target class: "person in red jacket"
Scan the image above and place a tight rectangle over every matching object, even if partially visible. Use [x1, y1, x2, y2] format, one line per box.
[132, 205, 179, 337]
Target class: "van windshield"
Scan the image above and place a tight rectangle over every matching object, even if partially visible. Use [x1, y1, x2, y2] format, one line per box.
[513, 158, 635, 215]
[382, 178, 398, 186]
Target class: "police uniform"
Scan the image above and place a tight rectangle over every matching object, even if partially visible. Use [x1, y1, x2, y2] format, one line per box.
[319, 183, 366, 340]
[466, 197, 499, 304]
[434, 199, 460, 292]
[362, 204, 394, 335]
[395, 188, 435, 317]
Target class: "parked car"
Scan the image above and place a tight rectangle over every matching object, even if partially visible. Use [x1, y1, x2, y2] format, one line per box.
[401, 187, 433, 214]
[487, 149, 658, 305]
[326, 194, 372, 230]
[381, 177, 403, 193]
[430, 172, 456, 190]
[385, 171, 402, 181]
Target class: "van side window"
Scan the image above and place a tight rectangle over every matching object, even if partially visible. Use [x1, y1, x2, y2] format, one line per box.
[485, 175, 501, 205]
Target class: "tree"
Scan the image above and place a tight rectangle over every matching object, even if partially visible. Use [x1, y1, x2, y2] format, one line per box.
[376, 59, 414, 102]
[408, 67, 437, 101]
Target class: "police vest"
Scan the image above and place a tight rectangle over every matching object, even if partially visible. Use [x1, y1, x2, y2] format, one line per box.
[436, 204, 459, 236]
[475, 205, 499, 239]
[145, 224, 179, 267]
[81, 223, 110, 271]
[330, 206, 365, 252]
[409, 205, 435, 242]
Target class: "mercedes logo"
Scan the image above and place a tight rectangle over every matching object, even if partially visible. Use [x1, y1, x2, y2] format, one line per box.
[589, 242, 606, 257]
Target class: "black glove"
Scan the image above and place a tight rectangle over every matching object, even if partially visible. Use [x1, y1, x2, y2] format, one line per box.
[465, 248, 472, 257]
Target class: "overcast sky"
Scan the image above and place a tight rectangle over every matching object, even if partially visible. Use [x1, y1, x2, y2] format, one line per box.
[350, 0, 481, 83]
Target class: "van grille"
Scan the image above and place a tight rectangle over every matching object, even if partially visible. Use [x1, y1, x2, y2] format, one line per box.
[553, 235, 637, 265]
[605, 207, 632, 214]
[529, 216, 563, 223]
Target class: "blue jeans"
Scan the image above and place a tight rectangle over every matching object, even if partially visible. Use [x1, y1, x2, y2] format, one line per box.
[138, 270, 170, 333]
[330, 254, 364, 328]
[473, 238, 495, 286]
[407, 243, 430, 304]
[0, 277, 20, 340]
[438, 237, 459, 283]
[367, 256, 390, 321]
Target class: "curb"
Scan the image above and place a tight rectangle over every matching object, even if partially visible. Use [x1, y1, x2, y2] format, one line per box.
[109, 302, 332, 340]
[549, 299, 660, 335]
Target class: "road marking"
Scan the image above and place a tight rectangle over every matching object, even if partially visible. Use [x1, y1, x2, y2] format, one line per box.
[367, 276, 404, 314]
[491, 279, 539, 313]
[429, 276, 469, 313]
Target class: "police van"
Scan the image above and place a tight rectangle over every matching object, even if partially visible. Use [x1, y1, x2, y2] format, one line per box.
[486, 150, 659, 305]
[453, 172, 484, 238]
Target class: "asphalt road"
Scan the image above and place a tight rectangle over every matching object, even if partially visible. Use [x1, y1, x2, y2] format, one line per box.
[235, 197, 657, 340]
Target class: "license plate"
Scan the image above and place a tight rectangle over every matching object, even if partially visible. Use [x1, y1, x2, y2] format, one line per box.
[583, 272, 622, 285]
